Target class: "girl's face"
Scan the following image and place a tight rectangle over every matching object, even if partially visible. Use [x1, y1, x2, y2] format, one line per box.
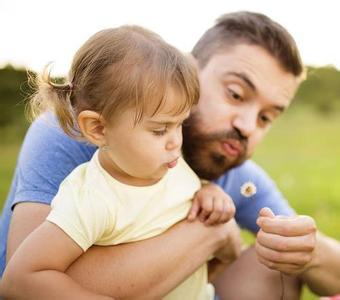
[99, 91, 190, 186]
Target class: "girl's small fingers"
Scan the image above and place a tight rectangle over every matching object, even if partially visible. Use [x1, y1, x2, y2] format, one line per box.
[221, 200, 235, 222]
[205, 197, 224, 225]
[198, 209, 211, 222]
[205, 211, 221, 225]
[187, 198, 200, 221]
[198, 197, 213, 222]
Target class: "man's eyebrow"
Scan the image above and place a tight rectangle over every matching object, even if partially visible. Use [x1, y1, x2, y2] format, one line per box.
[226, 71, 256, 92]
[273, 105, 286, 113]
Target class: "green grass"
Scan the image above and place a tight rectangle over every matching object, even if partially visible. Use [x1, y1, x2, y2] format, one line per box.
[1, 108, 339, 299]
[0, 143, 21, 211]
[0, 124, 28, 211]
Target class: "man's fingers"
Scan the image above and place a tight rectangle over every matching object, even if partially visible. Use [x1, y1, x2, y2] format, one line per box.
[256, 254, 302, 275]
[258, 207, 275, 218]
[256, 229, 316, 252]
[255, 240, 313, 266]
[257, 215, 316, 237]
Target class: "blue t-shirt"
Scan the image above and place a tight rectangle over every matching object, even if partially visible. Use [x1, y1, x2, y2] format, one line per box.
[0, 114, 294, 276]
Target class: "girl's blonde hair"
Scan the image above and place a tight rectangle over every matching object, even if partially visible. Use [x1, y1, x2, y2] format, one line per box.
[29, 26, 199, 137]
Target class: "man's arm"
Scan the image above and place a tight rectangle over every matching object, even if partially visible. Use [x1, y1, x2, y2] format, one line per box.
[3, 221, 113, 300]
[8, 202, 236, 299]
[6, 203, 51, 263]
[301, 233, 340, 295]
[256, 208, 340, 296]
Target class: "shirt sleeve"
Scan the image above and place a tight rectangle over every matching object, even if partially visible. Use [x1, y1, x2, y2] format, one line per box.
[215, 160, 295, 233]
[46, 178, 114, 252]
[11, 113, 96, 208]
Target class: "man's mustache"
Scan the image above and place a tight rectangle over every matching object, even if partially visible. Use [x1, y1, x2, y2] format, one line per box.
[195, 128, 248, 145]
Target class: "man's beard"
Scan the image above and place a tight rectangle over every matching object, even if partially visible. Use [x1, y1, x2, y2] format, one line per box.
[182, 112, 248, 180]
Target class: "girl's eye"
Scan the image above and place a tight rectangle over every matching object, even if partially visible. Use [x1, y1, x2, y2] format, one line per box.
[227, 88, 243, 102]
[152, 129, 167, 136]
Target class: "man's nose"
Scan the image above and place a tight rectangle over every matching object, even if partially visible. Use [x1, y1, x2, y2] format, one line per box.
[232, 108, 257, 138]
[166, 128, 182, 151]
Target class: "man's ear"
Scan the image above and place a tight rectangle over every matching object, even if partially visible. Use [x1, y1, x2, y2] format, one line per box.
[78, 110, 107, 147]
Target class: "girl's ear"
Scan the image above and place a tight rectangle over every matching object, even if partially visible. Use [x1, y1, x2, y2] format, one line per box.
[78, 111, 107, 147]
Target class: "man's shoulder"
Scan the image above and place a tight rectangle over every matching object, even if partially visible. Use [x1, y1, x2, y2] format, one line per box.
[12, 113, 97, 203]
[21, 113, 96, 166]
[214, 160, 275, 195]
[26, 113, 91, 148]
[220, 159, 268, 181]
[231, 159, 261, 172]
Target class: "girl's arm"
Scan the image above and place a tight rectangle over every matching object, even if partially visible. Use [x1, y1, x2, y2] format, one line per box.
[8, 202, 233, 299]
[2, 220, 113, 300]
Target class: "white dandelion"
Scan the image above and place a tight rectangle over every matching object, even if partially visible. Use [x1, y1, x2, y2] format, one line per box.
[240, 181, 257, 197]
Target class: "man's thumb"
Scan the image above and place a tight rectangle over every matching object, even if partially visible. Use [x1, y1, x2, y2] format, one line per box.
[258, 207, 275, 218]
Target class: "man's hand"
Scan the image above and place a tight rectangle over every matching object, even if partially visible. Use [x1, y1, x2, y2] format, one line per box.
[213, 218, 243, 264]
[255, 207, 317, 275]
[187, 183, 235, 225]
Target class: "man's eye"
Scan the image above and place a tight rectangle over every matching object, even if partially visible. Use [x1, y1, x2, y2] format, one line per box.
[259, 115, 272, 124]
[227, 88, 243, 101]
[152, 129, 167, 136]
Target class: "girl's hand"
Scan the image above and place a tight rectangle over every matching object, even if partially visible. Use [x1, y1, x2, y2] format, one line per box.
[187, 183, 235, 225]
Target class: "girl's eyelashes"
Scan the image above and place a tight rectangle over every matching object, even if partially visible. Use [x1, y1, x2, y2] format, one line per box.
[152, 128, 167, 136]
[151, 120, 184, 136]
[150, 116, 187, 136]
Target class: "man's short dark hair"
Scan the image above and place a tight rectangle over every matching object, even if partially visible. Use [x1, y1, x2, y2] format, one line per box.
[192, 11, 304, 77]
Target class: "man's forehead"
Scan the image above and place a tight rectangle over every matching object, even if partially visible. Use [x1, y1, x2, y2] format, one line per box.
[205, 44, 300, 100]
[205, 44, 276, 73]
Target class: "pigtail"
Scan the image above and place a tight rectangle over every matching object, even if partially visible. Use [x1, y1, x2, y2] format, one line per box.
[27, 64, 78, 137]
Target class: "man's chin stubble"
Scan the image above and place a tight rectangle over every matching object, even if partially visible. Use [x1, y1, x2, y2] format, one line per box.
[184, 151, 232, 180]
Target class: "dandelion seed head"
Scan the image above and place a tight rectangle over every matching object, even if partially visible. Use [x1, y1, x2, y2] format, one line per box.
[240, 181, 257, 197]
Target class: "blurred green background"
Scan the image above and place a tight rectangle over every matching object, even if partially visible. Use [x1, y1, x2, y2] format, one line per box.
[1, 65, 340, 299]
